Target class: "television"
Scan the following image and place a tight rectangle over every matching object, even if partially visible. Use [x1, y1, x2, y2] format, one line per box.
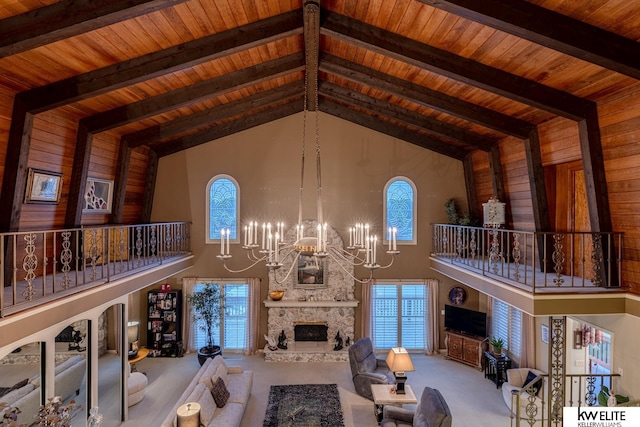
[444, 305, 487, 338]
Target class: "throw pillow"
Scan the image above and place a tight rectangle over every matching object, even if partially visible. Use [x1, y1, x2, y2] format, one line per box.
[0, 378, 29, 397]
[198, 375, 213, 390]
[211, 376, 229, 408]
[197, 385, 217, 425]
[524, 371, 542, 396]
[181, 383, 215, 427]
[215, 364, 228, 386]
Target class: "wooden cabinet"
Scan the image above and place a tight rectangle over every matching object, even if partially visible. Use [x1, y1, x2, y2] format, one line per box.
[445, 331, 484, 370]
[147, 290, 182, 357]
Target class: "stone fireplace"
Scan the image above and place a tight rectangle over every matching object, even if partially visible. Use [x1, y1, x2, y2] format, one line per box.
[264, 221, 358, 362]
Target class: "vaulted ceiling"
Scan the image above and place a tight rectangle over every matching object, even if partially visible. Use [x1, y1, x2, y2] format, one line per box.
[1, 0, 640, 227]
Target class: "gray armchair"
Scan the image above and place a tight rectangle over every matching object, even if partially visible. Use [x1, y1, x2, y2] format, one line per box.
[348, 337, 394, 400]
[381, 387, 452, 427]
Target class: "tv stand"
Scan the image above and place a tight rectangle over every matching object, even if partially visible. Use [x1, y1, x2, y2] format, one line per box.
[445, 331, 485, 370]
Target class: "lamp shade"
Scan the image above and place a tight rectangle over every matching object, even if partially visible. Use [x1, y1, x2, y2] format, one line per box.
[386, 347, 414, 373]
[127, 321, 140, 344]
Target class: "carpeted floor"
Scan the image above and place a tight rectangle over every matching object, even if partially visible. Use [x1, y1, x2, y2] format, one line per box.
[2, 351, 512, 426]
[263, 383, 345, 427]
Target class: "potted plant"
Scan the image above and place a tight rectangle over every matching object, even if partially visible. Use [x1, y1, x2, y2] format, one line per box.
[444, 198, 478, 226]
[598, 385, 629, 407]
[490, 336, 505, 355]
[187, 283, 225, 366]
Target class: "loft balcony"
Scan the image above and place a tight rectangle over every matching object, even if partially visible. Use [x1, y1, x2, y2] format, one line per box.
[429, 224, 628, 316]
[0, 222, 193, 320]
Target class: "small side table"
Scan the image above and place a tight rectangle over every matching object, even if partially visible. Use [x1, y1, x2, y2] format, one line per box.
[128, 347, 149, 373]
[371, 384, 418, 424]
[484, 351, 511, 388]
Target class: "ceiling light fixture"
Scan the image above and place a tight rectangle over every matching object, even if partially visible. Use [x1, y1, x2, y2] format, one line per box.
[216, 1, 399, 283]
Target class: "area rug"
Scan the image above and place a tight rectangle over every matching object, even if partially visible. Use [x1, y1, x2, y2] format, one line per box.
[263, 383, 345, 427]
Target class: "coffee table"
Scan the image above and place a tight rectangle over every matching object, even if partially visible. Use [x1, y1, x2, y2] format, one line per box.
[370, 384, 418, 424]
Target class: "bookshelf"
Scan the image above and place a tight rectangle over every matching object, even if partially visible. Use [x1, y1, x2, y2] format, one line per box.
[147, 290, 182, 357]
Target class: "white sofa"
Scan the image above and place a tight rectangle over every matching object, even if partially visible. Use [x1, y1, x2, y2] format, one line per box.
[1, 355, 86, 425]
[502, 368, 546, 424]
[160, 356, 253, 427]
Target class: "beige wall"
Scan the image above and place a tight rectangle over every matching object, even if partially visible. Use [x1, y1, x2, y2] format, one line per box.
[151, 112, 471, 346]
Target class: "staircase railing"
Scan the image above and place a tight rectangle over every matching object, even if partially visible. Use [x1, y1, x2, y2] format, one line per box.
[0, 222, 190, 317]
[432, 224, 623, 292]
[511, 372, 622, 427]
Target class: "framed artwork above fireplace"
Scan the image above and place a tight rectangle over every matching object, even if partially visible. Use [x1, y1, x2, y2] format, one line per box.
[296, 255, 326, 289]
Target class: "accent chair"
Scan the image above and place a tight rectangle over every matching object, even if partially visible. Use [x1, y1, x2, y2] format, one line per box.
[381, 386, 452, 427]
[502, 368, 546, 425]
[348, 337, 394, 400]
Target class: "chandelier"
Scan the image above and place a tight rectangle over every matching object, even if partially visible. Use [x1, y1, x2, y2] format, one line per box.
[216, 1, 399, 283]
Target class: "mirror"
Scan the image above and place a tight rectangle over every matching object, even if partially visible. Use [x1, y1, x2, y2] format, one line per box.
[98, 304, 124, 424]
[54, 320, 88, 425]
[0, 342, 42, 425]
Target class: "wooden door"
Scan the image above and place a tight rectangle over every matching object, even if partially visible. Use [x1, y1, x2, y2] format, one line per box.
[550, 161, 592, 279]
[571, 169, 594, 278]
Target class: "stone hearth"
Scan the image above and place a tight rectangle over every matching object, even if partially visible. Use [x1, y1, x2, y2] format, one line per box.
[265, 221, 357, 362]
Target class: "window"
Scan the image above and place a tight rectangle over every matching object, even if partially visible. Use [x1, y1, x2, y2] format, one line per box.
[492, 299, 522, 358]
[384, 177, 416, 244]
[190, 281, 249, 351]
[206, 175, 239, 243]
[370, 282, 427, 350]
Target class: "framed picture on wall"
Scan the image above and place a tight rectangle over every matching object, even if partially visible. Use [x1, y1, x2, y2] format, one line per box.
[541, 324, 549, 344]
[24, 168, 63, 204]
[448, 286, 467, 305]
[83, 177, 114, 213]
[296, 255, 326, 288]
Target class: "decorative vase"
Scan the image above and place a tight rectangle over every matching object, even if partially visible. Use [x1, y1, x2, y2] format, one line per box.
[197, 345, 222, 366]
[269, 290, 285, 301]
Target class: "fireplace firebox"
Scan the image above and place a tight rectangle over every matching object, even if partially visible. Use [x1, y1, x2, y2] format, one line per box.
[294, 322, 328, 342]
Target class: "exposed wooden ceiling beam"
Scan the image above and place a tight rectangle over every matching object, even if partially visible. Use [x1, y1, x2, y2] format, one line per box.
[0, 0, 189, 58]
[319, 81, 496, 151]
[19, 9, 303, 113]
[319, 99, 468, 160]
[463, 155, 480, 221]
[80, 54, 304, 133]
[155, 100, 303, 157]
[320, 54, 534, 138]
[124, 81, 304, 148]
[321, 10, 593, 120]
[303, 0, 320, 110]
[10, 11, 303, 228]
[418, 0, 640, 80]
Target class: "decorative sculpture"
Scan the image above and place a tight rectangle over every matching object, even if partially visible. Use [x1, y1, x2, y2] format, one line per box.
[345, 336, 351, 347]
[333, 331, 343, 351]
[68, 328, 87, 352]
[265, 334, 278, 351]
[278, 330, 288, 350]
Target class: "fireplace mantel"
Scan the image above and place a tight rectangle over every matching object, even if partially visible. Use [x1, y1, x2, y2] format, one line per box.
[263, 300, 359, 308]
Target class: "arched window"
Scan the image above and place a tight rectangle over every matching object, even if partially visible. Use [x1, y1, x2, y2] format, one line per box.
[384, 177, 416, 245]
[206, 175, 239, 243]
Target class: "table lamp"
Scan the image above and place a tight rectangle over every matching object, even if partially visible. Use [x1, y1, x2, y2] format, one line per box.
[386, 347, 414, 394]
[127, 321, 140, 359]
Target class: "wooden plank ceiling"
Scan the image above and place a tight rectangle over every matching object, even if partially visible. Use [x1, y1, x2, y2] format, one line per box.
[1, 0, 640, 226]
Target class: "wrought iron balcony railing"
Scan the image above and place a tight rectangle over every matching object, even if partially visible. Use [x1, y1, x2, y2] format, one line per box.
[432, 224, 623, 292]
[1, 222, 191, 318]
[511, 372, 622, 427]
